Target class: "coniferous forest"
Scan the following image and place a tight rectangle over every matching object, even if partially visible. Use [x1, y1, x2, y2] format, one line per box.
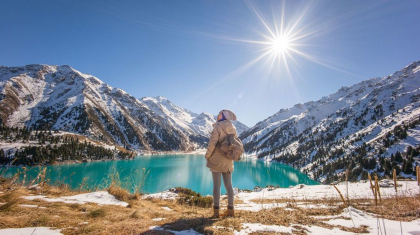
[271, 116, 420, 183]
[0, 125, 135, 166]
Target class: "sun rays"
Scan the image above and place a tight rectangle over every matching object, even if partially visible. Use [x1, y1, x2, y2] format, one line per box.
[240, 0, 316, 79]
[186, 0, 366, 107]
[187, 1, 316, 103]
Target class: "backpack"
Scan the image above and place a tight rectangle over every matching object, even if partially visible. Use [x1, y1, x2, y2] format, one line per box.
[218, 132, 244, 161]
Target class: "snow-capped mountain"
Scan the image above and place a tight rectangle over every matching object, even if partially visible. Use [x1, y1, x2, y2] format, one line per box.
[0, 64, 248, 152]
[240, 61, 420, 183]
[140, 96, 248, 137]
[141, 97, 213, 137]
[231, 120, 249, 136]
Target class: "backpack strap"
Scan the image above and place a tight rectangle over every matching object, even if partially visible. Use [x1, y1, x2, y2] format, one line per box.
[216, 126, 229, 147]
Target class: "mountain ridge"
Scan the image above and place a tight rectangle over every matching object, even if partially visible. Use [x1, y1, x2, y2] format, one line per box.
[240, 61, 420, 182]
[0, 64, 248, 153]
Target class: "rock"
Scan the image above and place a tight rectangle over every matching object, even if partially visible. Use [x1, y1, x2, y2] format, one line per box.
[233, 187, 239, 195]
[28, 184, 42, 191]
[253, 186, 262, 192]
[378, 179, 401, 188]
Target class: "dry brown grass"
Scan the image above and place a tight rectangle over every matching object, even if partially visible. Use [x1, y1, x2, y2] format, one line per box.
[0, 189, 177, 234]
[0, 188, 28, 203]
[0, 198, 22, 212]
[108, 183, 132, 202]
[0, 176, 419, 235]
[248, 198, 345, 216]
[352, 197, 420, 221]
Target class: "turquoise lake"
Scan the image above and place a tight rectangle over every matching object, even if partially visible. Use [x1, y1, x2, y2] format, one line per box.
[0, 155, 318, 195]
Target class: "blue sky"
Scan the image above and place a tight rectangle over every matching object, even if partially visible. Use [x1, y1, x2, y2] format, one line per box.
[1, 0, 420, 127]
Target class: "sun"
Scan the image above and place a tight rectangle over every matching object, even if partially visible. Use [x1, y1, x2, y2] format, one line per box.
[235, 1, 311, 76]
[270, 36, 291, 54]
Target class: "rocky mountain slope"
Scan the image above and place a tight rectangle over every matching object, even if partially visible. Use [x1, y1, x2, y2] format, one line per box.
[240, 61, 420, 183]
[0, 64, 248, 153]
[139, 96, 248, 141]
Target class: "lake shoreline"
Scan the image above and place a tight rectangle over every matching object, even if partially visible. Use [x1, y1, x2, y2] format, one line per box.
[0, 149, 209, 168]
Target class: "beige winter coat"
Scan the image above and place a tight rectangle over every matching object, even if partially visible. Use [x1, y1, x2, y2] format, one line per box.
[205, 120, 237, 173]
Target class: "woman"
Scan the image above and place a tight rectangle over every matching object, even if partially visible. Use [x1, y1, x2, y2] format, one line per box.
[205, 109, 237, 218]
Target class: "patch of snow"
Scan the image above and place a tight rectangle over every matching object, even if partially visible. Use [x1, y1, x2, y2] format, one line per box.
[19, 204, 39, 208]
[213, 226, 233, 230]
[300, 224, 357, 235]
[234, 223, 292, 235]
[170, 229, 204, 235]
[152, 218, 165, 221]
[143, 191, 179, 200]
[0, 227, 62, 235]
[295, 202, 336, 209]
[162, 206, 172, 211]
[413, 65, 420, 73]
[22, 191, 128, 207]
[149, 226, 163, 231]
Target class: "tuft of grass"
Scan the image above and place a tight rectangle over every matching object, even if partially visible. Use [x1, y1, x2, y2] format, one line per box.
[0, 198, 22, 211]
[108, 183, 132, 202]
[133, 168, 150, 199]
[27, 167, 48, 190]
[417, 165, 420, 186]
[374, 174, 382, 204]
[393, 169, 398, 193]
[173, 187, 213, 208]
[0, 188, 28, 203]
[338, 224, 370, 233]
[89, 208, 107, 218]
[31, 215, 50, 227]
[368, 173, 377, 205]
[331, 184, 347, 207]
[130, 210, 144, 219]
[105, 167, 149, 202]
[354, 196, 420, 221]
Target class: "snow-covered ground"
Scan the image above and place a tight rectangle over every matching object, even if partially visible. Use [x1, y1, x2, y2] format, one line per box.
[234, 207, 420, 235]
[145, 180, 420, 234]
[236, 180, 419, 207]
[1, 181, 419, 235]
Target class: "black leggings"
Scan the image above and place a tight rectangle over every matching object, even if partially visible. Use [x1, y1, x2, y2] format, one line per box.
[211, 172, 234, 209]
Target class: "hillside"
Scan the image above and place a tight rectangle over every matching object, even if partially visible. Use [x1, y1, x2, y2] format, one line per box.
[240, 61, 420, 183]
[0, 126, 135, 166]
[0, 65, 248, 155]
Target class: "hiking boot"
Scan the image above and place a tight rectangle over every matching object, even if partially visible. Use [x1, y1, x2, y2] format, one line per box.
[212, 206, 220, 218]
[222, 206, 234, 217]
